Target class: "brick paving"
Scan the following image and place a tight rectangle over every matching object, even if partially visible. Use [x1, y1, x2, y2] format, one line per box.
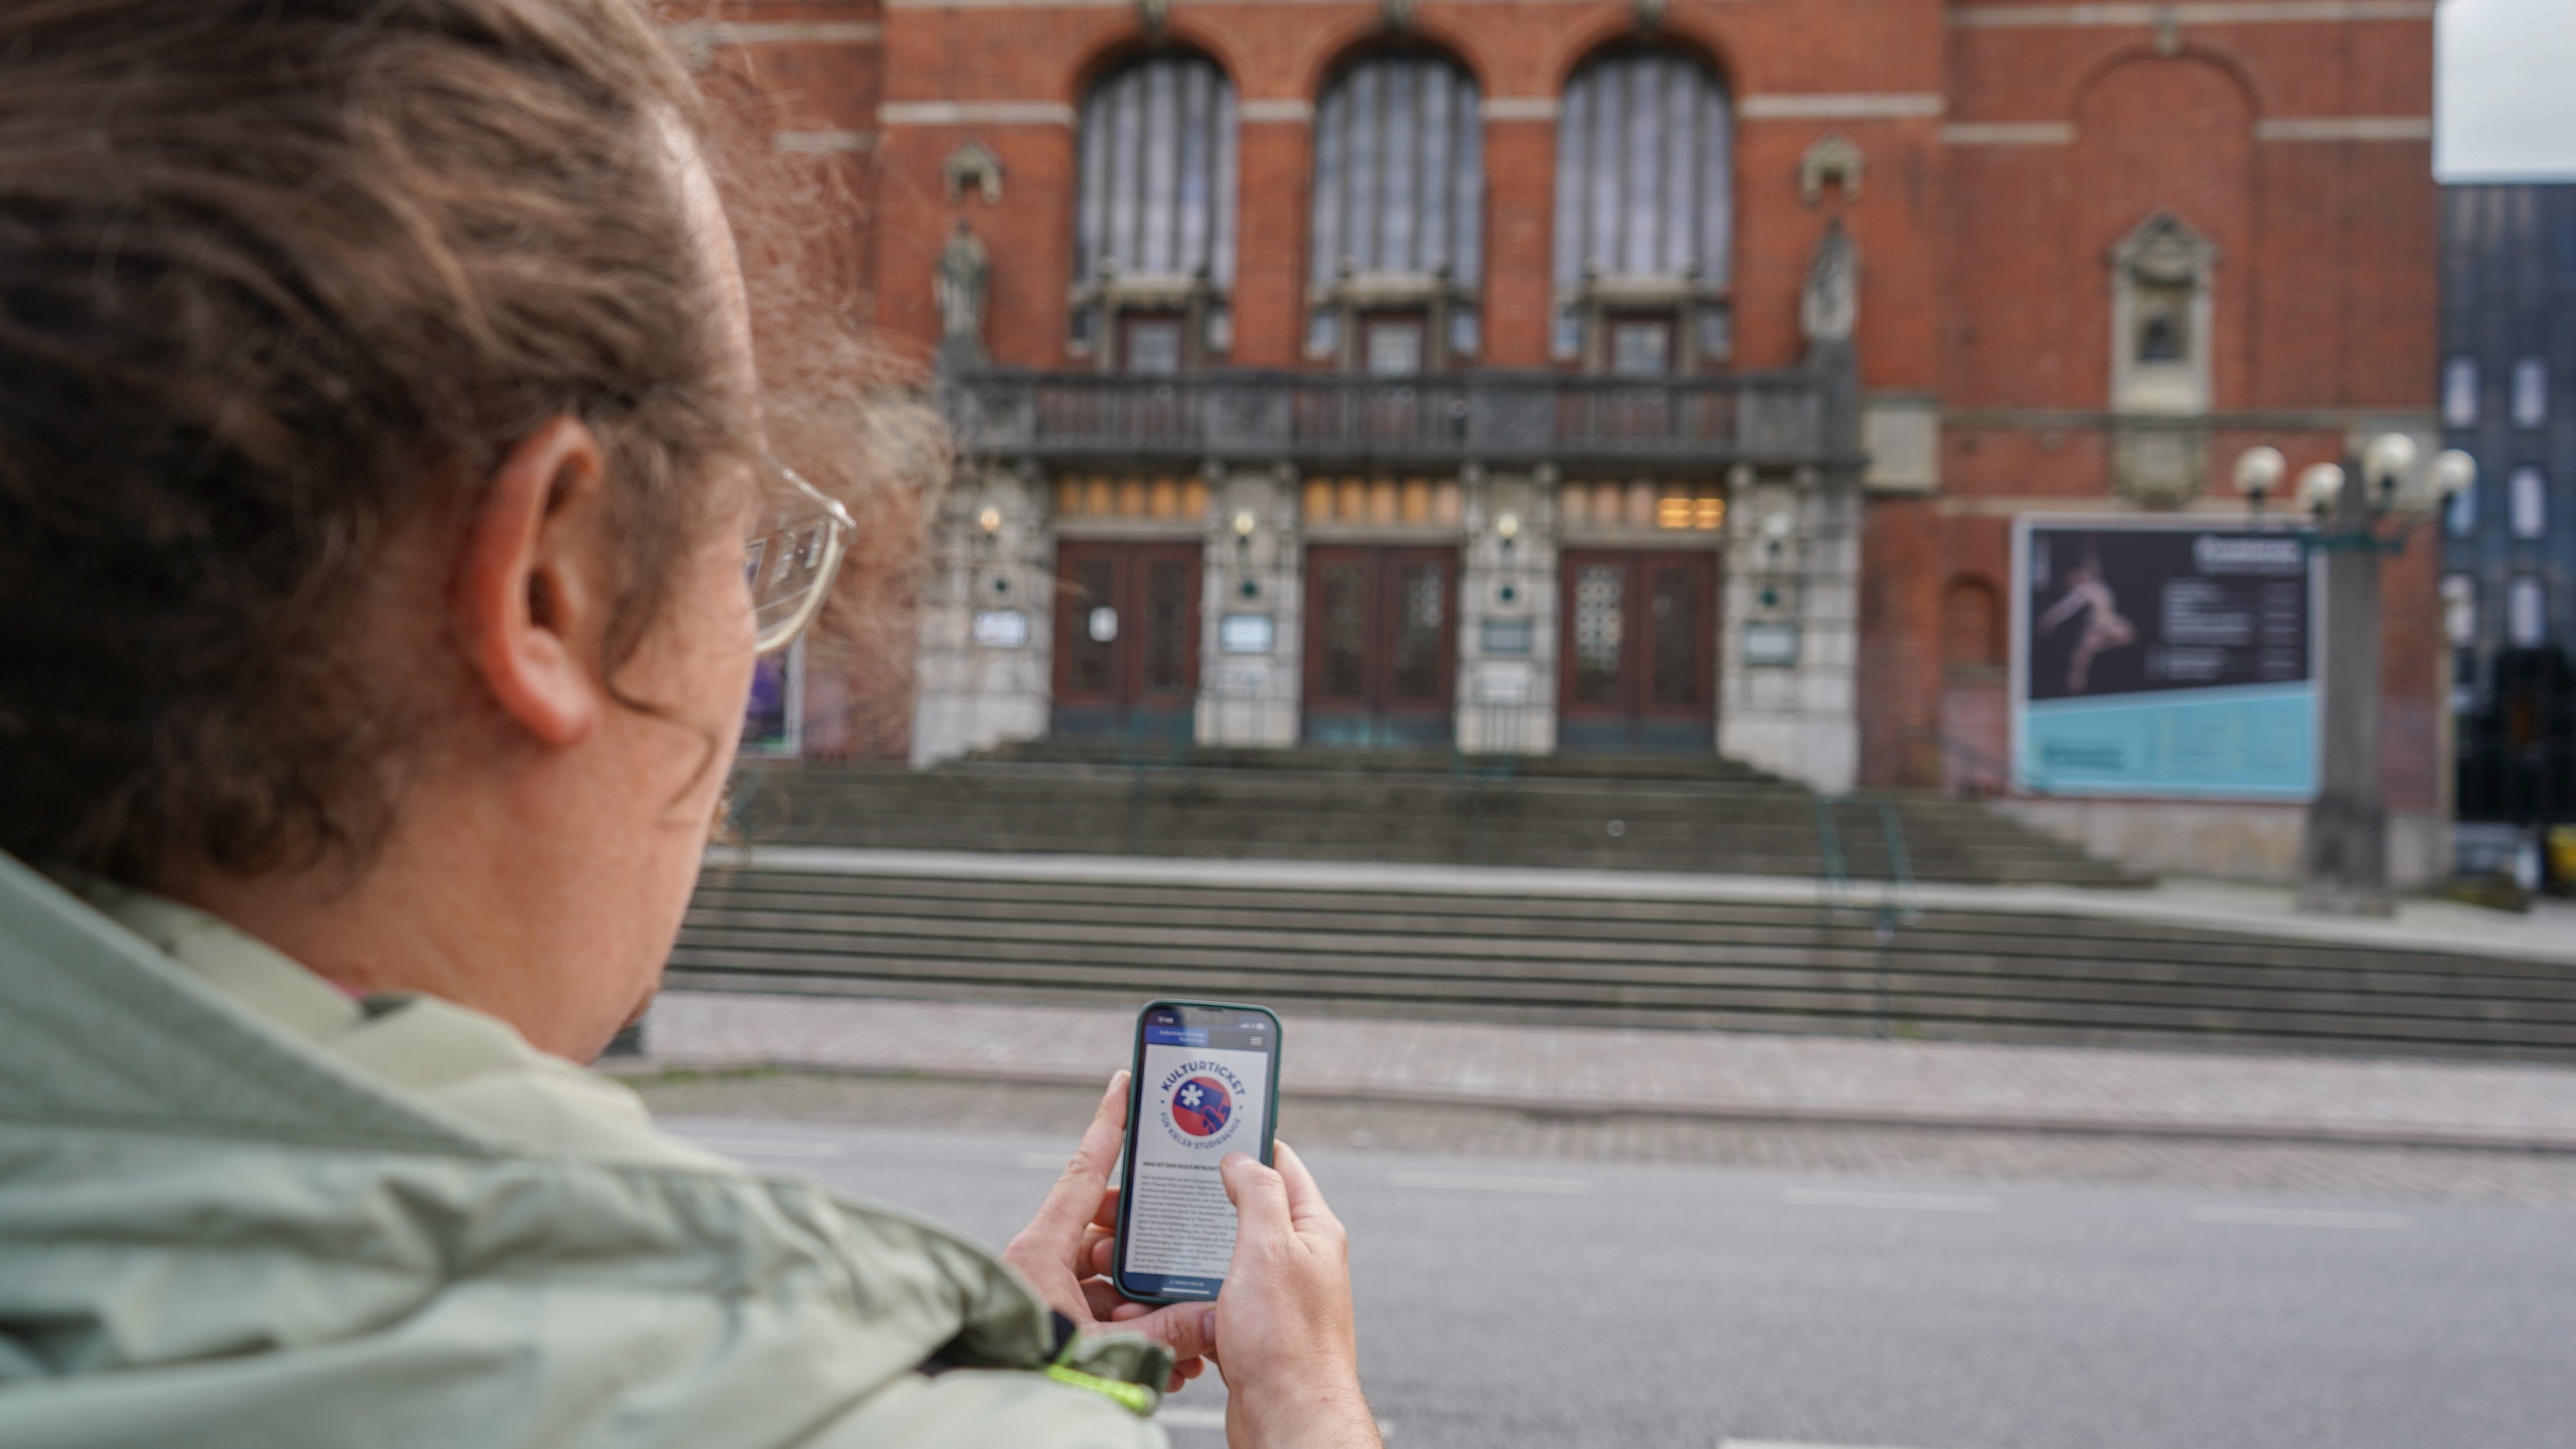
[628, 989, 2576, 1152]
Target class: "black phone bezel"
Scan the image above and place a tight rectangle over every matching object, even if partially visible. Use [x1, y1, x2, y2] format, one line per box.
[1110, 998, 1282, 1305]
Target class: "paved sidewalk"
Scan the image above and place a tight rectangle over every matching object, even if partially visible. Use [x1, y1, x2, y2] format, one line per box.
[626, 989, 2576, 1152]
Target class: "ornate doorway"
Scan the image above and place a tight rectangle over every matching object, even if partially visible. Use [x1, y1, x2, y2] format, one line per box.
[1051, 539, 1201, 739]
[1302, 545, 1457, 747]
[1557, 549, 1719, 753]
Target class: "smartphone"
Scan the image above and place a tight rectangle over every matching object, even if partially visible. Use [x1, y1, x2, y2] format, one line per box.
[1111, 999, 1283, 1304]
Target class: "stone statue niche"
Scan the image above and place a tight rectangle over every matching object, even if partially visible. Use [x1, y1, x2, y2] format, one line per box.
[934, 218, 991, 368]
[1800, 216, 1862, 454]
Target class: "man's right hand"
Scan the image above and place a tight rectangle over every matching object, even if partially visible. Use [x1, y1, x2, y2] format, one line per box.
[1205, 1142, 1379, 1449]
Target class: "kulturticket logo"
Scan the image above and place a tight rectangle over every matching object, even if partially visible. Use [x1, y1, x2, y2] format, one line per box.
[1171, 1076, 1232, 1137]
[1156, 1059, 1250, 1149]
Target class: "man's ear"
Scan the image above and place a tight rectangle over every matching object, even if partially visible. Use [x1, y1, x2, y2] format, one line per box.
[455, 416, 610, 747]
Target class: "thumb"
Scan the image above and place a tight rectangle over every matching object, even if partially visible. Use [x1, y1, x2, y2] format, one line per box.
[1220, 1152, 1291, 1244]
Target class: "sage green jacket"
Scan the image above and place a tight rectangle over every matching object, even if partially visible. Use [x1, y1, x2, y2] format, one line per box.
[0, 854, 1171, 1448]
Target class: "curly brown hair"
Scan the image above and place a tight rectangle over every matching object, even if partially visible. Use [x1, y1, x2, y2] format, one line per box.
[0, 0, 778, 882]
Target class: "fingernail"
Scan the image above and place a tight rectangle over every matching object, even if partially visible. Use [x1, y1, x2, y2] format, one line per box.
[1200, 1310, 1216, 1343]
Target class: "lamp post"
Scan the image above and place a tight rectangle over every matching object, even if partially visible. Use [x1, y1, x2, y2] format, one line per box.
[2254, 437, 2475, 916]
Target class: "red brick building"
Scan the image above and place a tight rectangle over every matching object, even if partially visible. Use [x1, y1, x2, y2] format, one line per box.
[687, 0, 2448, 883]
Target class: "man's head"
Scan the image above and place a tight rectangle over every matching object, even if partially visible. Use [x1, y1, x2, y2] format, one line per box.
[0, 0, 786, 1056]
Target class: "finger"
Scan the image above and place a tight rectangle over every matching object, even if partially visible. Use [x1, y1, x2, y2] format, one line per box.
[1219, 1152, 1292, 1247]
[1112, 1299, 1215, 1362]
[1030, 1071, 1130, 1240]
[1270, 1140, 1342, 1234]
[1081, 1279, 1127, 1322]
[1090, 1185, 1122, 1233]
[1074, 1224, 1111, 1277]
[1089, 1235, 1116, 1277]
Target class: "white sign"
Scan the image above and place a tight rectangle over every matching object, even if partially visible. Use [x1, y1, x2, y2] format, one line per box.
[1087, 606, 1119, 643]
[1218, 614, 1275, 654]
[971, 609, 1029, 648]
[1740, 621, 1800, 666]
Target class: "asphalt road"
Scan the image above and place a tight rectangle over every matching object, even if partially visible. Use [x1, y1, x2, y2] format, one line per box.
[666, 1114, 2576, 1449]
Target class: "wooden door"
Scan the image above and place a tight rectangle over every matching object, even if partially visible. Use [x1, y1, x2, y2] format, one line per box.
[1557, 549, 1718, 753]
[1302, 545, 1456, 747]
[1052, 539, 1201, 737]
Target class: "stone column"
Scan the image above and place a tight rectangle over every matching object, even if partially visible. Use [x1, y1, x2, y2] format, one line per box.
[908, 464, 1052, 764]
[2300, 475, 2392, 915]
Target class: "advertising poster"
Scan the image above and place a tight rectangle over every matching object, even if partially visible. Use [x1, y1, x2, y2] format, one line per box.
[2012, 521, 2315, 798]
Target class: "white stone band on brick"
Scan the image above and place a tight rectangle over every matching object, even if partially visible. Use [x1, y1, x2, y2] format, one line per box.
[2254, 116, 2434, 141]
[1482, 96, 1560, 121]
[1239, 98, 1313, 123]
[1740, 93, 1944, 120]
[880, 101, 1078, 127]
[667, 21, 884, 45]
[1952, 1, 2433, 24]
[1943, 121, 2078, 145]
[773, 130, 877, 154]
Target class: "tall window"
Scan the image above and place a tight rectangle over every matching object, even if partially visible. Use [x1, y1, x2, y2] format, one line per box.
[2513, 357, 2549, 429]
[2446, 470, 2479, 538]
[2443, 357, 2479, 428]
[2511, 465, 2549, 539]
[1550, 47, 1733, 369]
[1307, 51, 1484, 370]
[1071, 52, 1238, 371]
[2508, 575, 2548, 648]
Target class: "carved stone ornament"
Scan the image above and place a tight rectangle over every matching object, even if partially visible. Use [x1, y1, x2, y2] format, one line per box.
[1798, 134, 1863, 208]
[1135, 0, 1171, 34]
[934, 218, 990, 345]
[942, 139, 1003, 205]
[1800, 218, 1860, 348]
[1632, 0, 1668, 29]
[1381, 0, 1418, 30]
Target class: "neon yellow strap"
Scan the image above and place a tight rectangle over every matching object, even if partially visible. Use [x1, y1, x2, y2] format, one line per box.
[1043, 1364, 1159, 1417]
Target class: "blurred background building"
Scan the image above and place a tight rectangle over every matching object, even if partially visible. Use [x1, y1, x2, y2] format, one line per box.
[2439, 183, 2574, 877]
[679, 0, 2451, 887]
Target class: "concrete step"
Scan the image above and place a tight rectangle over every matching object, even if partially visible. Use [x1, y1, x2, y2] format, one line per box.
[669, 866, 2576, 1062]
[727, 758, 2144, 890]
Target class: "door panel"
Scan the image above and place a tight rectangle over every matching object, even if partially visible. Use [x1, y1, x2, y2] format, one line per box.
[1302, 545, 1456, 746]
[1558, 549, 1717, 753]
[1052, 539, 1201, 737]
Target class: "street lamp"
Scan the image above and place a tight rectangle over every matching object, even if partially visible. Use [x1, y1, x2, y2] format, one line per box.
[2234, 445, 2285, 515]
[2297, 462, 2345, 516]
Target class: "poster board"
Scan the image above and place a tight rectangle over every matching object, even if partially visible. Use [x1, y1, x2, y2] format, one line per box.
[2010, 519, 2316, 798]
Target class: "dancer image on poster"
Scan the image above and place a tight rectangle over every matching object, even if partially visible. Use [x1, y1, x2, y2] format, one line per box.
[2035, 545, 2138, 695]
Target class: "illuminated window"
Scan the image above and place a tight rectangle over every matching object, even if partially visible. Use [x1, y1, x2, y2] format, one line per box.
[1653, 493, 1726, 531]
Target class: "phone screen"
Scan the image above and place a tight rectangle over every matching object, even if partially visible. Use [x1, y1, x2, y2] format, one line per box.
[1115, 1000, 1280, 1303]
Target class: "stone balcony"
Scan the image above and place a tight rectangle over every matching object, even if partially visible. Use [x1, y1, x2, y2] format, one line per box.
[944, 367, 1843, 472]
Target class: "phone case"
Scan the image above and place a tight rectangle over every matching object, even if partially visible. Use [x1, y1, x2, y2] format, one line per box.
[1110, 998, 1282, 1304]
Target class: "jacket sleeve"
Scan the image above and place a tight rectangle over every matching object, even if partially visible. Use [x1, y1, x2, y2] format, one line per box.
[807, 1368, 1173, 1449]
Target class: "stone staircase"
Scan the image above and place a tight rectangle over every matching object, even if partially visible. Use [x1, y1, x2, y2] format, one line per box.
[669, 863, 2576, 1062]
[723, 745, 2142, 889]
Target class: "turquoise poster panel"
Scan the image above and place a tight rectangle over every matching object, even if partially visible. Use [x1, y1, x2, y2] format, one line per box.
[2019, 681, 2316, 797]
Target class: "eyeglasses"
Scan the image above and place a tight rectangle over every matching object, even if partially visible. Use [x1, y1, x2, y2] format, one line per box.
[743, 457, 855, 656]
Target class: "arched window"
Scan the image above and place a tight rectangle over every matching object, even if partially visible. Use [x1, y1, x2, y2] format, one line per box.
[1550, 47, 1733, 371]
[1306, 51, 1483, 373]
[1071, 52, 1238, 373]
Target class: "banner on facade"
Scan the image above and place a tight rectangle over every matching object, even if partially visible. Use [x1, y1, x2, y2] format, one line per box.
[2011, 520, 2316, 798]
